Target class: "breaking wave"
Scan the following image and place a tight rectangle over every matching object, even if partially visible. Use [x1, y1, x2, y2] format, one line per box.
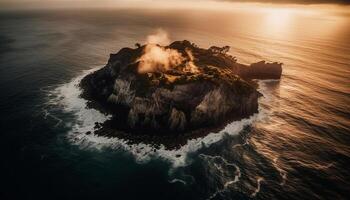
[47, 67, 274, 167]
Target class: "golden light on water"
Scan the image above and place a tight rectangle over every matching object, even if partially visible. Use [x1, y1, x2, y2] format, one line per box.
[264, 8, 292, 27]
[242, 4, 350, 41]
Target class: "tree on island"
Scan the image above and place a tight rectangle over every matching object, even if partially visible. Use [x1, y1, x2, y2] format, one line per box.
[209, 45, 230, 54]
[135, 43, 141, 48]
[221, 45, 230, 54]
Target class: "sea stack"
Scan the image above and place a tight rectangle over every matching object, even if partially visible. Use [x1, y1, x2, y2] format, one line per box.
[79, 40, 282, 137]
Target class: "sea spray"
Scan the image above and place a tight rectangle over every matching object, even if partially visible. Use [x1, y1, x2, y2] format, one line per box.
[47, 67, 274, 168]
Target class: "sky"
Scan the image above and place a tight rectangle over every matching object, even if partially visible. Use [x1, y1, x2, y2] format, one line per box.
[0, 0, 349, 10]
[220, 0, 350, 4]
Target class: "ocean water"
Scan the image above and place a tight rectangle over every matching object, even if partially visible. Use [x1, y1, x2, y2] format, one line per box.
[0, 8, 349, 200]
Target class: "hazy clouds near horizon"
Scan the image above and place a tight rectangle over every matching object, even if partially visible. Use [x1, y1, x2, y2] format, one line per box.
[0, 0, 349, 10]
[220, 0, 350, 4]
[1, 0, 350, 4]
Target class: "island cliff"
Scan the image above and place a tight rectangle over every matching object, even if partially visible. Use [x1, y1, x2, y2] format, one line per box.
[79, 40, 282, 144]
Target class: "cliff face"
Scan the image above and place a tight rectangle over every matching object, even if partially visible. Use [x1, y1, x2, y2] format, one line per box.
[80, 40, 281, 136]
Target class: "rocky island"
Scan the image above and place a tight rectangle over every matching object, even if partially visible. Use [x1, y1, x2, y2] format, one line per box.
[80, 40, 282, 147]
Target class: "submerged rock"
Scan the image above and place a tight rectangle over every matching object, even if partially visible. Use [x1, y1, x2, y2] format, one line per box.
[79, 40, 282, 139]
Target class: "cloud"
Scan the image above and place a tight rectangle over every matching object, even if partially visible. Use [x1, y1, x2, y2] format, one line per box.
[183, 49, 200, 73]
[217, 0, 350, 5]
[138, 29, 184, 73]
[146, 28, 170, 46]
[138, 29, 200, 74]
[1, 0, 348, 10]
[137, 44, 184, 73]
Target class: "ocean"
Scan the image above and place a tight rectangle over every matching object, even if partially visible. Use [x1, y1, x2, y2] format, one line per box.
[0, 7, 349, 200]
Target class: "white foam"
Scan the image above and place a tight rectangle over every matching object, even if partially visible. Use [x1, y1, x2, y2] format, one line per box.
[251, 177, 264, 197]
[201, 154, 242, 200]
[169, 178, 187, 185]
[50, 67, 111, 132]
[48, 67, 272, 168]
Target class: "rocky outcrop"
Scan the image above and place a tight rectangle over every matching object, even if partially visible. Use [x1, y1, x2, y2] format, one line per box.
[236, 61, 283, 79]
[80, 40, 282, 137]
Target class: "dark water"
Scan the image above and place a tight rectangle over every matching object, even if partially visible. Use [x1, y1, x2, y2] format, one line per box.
[0, 8, 349, 200]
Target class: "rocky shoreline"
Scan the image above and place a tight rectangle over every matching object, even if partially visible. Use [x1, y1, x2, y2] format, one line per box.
[79, 40, 282, 147]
